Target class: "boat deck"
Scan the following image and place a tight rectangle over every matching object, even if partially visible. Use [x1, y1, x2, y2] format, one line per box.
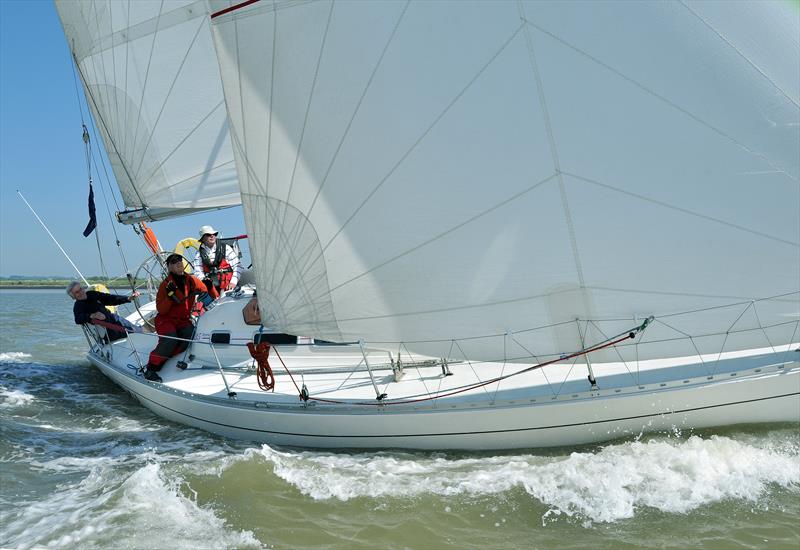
[104, 337, 798, 411]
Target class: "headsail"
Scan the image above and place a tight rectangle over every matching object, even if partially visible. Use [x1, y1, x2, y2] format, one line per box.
[56, 0, 240, 221]
[212, 0, 797, 363]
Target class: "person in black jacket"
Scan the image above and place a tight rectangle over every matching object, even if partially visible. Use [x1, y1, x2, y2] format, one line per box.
[67, 282, 141, 341]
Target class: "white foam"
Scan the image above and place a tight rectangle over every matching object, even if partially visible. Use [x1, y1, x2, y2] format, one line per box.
[253, 433, 800, 523]
[0, 352, 32, 362]
[0, 386, 35, 408]
[29, 456, 122, 473]
[3, 463, 264, 549]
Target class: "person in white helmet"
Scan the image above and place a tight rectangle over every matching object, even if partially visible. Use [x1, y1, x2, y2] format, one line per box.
[192, 225, 240, 293]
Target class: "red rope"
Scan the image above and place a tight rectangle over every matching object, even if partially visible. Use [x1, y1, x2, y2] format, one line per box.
[247, 342, 275, 391]
[90, 318, 129, 333]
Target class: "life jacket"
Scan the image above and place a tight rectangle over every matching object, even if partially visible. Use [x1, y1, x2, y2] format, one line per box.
[199, 243, 233, 290]
[156, 273, 214, 326]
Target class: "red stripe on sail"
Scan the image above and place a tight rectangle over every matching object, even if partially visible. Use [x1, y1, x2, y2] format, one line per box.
[211, 0, 261, 19]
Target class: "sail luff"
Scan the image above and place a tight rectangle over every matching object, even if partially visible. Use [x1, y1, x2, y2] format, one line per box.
[56, 0, 241, 218]
[73, 48, 145, 207]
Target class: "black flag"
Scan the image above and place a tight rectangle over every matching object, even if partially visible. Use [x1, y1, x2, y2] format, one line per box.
[82, 183, 97, 237]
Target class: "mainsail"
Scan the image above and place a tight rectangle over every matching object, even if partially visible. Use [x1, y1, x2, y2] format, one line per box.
[208, 0, 799, 363]
[56, 0, 240, 220]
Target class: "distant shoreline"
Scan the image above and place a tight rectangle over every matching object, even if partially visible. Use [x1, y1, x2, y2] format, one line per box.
[0, 286, 131, 290]
[0, 281, 136, 290]
[0, 285, 67, 289]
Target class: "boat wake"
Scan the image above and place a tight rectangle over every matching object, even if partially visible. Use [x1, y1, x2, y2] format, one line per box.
[0, 352, 32, 362]
[223, 430, 800, 523]
[2, 458, 263, 550]
[0, 385, 35, 408]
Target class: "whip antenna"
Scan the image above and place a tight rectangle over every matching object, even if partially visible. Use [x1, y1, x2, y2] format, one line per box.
[17, 190, 89, 286]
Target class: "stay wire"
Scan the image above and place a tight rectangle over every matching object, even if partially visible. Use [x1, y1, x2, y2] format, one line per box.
[87, 122, 136, 275]
[68, 43, 85, 126]
[82, 127, 109, 281]
[71, 43, 112, 282]
[69, 37, 142, 279]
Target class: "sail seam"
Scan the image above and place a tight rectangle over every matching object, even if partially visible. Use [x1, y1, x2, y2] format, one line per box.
[330, 289, 799, 324]
[264, 198, 333, 331]
[520, 17, 798, 182]
[316, 22, 526, 260]
[137, 101, 229, 190]
[304, 172, 557, 304]
[278, 0, 334, 281]
[266, 0, 279, 290]
[303, 1, 411, 222]
[131, 14, 208, 183]
[678, 0, 799, 109]
[295, 21, 528, 290]
[564, 171, 800, 247]
[146, 159, 236, 196]
[518, 1, 586, 290]
[123, 0, 131, 155]
[283, 1, 413, 277]
[128, 0, 165, 184]
[109, 3, 121, 152]
[273, 226, 322, 308]
[90, 2, 120, 156]
[84, 3, 121, 166]
[73, 1, 208, 59]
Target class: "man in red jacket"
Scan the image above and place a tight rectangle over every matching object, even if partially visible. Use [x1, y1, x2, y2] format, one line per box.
[144, 253, 218, 383]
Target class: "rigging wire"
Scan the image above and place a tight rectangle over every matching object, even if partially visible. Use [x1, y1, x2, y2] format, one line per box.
[69, 41, 111, 281]
[67, 39, 149, 287]
[81, 123, 110, 281]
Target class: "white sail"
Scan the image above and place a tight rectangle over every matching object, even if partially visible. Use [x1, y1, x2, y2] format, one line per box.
[209, 0, 799, 362]
[56, 0, 239, 218]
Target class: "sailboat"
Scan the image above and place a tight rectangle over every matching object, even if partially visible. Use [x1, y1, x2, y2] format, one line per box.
[56, 0, 799, 450]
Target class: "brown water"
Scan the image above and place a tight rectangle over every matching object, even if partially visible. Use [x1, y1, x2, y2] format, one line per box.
[2, 289, 799, 549]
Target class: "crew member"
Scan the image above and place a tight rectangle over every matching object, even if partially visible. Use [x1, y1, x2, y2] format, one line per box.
[192, 225, 240, 293]
[68, 282, 141, 341]
[144, 253, 218, 383]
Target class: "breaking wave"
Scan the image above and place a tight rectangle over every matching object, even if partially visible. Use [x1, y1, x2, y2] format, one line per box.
[241, 431, 800, 523]
[0, 352, 32, 362]
[0, 385, 35, 408]
[2, 462, 264, 550]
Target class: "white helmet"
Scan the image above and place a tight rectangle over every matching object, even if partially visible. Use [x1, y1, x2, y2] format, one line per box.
[198, 225, 218, 238]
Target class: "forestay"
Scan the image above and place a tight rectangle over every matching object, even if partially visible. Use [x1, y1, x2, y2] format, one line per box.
[56, 0, 240, 217]
[210, 0, 799, 363]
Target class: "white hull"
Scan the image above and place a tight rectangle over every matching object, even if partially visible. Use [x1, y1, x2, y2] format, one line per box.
[88, 343, 799, 450]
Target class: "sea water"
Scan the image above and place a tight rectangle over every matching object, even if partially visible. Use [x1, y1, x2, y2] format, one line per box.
[1, 289, 798, 549]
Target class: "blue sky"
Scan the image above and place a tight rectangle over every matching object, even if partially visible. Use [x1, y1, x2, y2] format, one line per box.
[0, 0, 248, 278]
